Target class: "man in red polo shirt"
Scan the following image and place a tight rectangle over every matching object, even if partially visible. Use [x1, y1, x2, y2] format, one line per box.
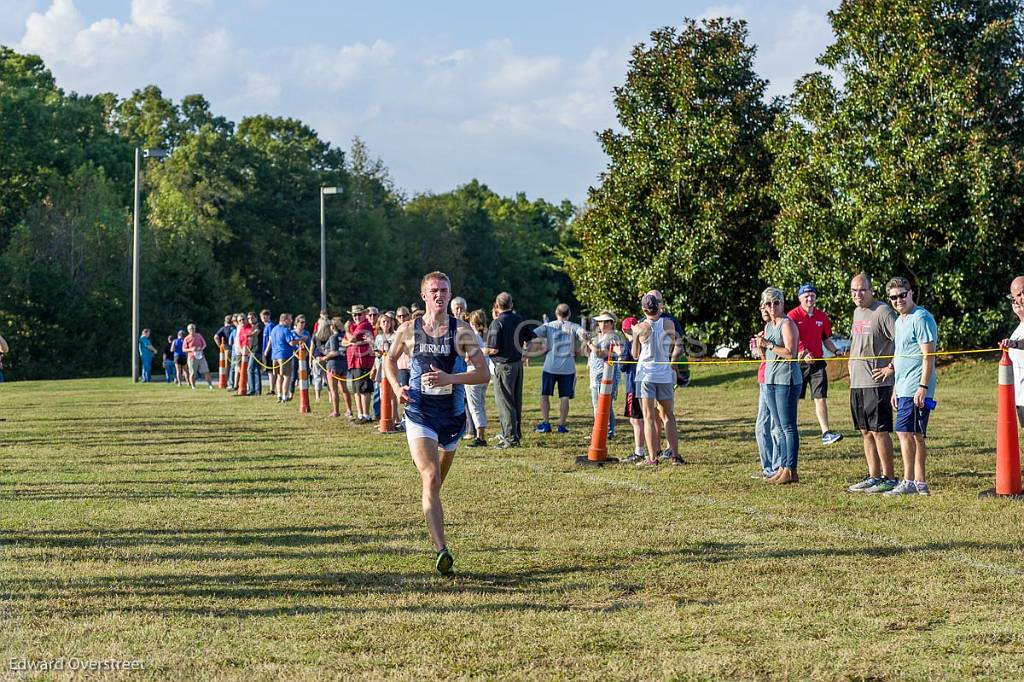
[788, 283, 845, 445]
[346, 304, 376, 422]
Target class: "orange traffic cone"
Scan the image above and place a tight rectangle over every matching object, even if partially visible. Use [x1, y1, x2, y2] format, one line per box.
[218, 342, 227, 389]
[576, 352, 619, 466]
[980, 350, 1023, 499]
[379, 366, 395, 433]
[297, 344, 311, 414]
[236, 347, 249, 396]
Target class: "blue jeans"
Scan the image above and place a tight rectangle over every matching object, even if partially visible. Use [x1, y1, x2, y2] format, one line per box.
[763, 383, 801, 470]
[372, 380, 381, 419]
[140, 354, 153, 382]
[163, 359, 174, 383]
[247, 354, 262, 395]
[756, 385, 783, 475]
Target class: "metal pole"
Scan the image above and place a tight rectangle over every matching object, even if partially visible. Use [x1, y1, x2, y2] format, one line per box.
[320, 188, 327, 311]
[131, 147, 141, 383]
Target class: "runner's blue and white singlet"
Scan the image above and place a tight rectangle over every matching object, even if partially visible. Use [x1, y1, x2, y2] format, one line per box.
[406, 316, 467, 443]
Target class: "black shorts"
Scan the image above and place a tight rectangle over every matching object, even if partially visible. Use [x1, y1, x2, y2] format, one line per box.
[174, 356, 188, 367]
[800, 360, 828, 399]
[850, 386, 893, 433]
[348, 369, 373, 394]
[540, 371, 575, 398]
[624, 391, 642, 420]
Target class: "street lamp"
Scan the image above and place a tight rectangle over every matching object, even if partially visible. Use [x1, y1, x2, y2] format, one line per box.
[132, 147, 169, 383]
[320, 186, 342, 311]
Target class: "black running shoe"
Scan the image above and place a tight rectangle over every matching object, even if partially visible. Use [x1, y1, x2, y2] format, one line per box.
[435, 548, 454, 575]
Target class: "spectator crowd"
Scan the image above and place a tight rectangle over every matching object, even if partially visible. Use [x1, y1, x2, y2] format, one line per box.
[127, 272, 1024, 498]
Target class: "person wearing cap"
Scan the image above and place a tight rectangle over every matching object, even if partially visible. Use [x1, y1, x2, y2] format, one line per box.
[485, 291, 535, 448]
[632, 293, 684, 466]
[619, 317, 647, 463]
[998, 276, 1024, 429]
[588, 310, 623, 440]
[347, 304, 376, 422]
[646, 290, 690, 388]
[755, 287, 803, 484]
[532, 303, 586, 434]
[788, 283, 845, 445]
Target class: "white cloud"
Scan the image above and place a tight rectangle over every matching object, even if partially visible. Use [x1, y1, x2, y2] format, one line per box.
[484, 52, 561, 92]
[6, 0, 840, 202]
[19, 0, 84, 58]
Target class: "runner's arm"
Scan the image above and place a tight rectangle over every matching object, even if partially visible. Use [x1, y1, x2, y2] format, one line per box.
[454, 322, 490, 386]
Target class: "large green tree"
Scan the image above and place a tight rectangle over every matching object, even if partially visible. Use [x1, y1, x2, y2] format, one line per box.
[768, 0, 1024, 345]
[567, 18, 779, 342]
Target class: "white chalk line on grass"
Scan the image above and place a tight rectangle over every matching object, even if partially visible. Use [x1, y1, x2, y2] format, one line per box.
[510, 460, 1024, 579]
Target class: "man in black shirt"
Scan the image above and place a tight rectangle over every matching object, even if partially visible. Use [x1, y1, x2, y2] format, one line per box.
[213, 315, 233, 351]
[485, 292, 535, 448]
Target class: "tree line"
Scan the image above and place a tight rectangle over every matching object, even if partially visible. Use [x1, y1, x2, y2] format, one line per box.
[569, 0, 1024, 350]
[4, 0, 1023, 378]
[0, 47, 575, 379]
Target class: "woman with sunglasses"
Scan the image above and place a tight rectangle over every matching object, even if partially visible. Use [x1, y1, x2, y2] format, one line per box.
[755, 287, 803, 484]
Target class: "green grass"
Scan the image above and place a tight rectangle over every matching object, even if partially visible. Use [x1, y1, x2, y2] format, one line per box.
[2, 360, 1023, 680]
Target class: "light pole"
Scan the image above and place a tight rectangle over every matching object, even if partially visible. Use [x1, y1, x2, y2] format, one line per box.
[132, 147, 169, 383]
[320, 186, 342, 311]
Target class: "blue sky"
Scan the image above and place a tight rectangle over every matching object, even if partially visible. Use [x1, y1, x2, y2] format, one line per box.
[1, 1, 838, 203]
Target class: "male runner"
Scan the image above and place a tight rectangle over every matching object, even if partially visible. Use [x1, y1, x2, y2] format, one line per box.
[385, 271, 490, 574]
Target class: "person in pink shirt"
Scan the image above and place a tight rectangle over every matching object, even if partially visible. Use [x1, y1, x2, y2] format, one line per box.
[787, 283, 845, 445]
[183, 323, 214, 389]
[346, 305, 376, 422]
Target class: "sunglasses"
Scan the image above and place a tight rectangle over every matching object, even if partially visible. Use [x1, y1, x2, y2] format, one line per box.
[760, 301, 781, 308]
[888, 291, 910, 301]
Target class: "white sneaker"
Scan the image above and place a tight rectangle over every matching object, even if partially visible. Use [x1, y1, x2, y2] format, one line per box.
[883, 479, 919, 496]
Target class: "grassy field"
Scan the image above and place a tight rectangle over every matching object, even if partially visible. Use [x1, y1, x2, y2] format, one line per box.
[2, 359, 1023, 680]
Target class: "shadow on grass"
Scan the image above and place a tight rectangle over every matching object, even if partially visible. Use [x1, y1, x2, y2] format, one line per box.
[0, 484, 364, 502]
[648, 539, 1021, 566]
[687, 369, 755, 388]
[5, 563, 613, 618]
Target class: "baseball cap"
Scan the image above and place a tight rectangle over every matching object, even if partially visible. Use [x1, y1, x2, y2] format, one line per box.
[798, 284, 817, 296]
[621, 316, 639, 333]
[641, 293, 660, 311]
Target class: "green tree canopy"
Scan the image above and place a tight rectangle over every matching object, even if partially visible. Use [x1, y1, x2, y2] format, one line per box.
[767, 0, 1024, 344]
[567, 18, 780, 342]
